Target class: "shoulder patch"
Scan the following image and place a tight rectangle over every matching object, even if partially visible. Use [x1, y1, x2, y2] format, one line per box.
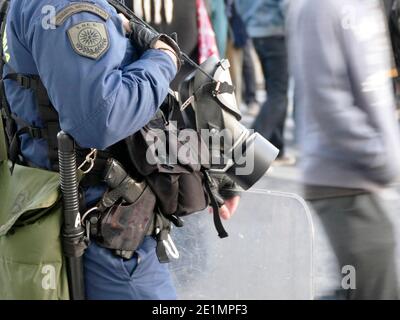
[56, 3, 110, 26]
[67, 22, 110, 60]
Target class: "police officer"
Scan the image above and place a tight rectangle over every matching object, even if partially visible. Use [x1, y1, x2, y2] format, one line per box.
[2, 0, 240, 300]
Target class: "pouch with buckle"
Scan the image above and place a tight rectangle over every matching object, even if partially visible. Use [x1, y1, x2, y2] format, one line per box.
[94, 184, 156, 254]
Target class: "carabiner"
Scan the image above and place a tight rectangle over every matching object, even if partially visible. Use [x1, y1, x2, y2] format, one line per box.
[78, 148, 98, 174]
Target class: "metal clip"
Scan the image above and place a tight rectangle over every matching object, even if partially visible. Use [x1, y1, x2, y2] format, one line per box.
[82, 206, 101, 243]
[81, 206, 99, 226]
[180, 95, 195, 111]
[163, 234, 180, 260]
[212, 81, 221, 96]
[78, 148, 97, 174]
[155, 227, 180, 260]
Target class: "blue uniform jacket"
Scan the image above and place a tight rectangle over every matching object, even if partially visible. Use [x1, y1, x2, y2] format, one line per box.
[3, 0, 177, 170]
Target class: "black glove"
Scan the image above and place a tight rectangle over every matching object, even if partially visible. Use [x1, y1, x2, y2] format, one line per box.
[211, 173, 242, 201]
[128, 18, 182, 70]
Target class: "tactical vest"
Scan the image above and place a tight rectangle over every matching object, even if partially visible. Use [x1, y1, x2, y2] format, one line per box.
[0, 0, 228, 243]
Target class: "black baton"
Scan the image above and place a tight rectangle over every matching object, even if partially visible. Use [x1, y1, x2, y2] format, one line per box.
[58, 131, 87, 300]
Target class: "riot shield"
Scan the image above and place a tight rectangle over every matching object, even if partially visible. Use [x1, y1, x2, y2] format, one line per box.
[169, 190, 314, 300]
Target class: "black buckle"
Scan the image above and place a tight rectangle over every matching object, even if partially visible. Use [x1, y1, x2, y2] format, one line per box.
[18, 75, 32, 90]
[17, 75, 39, 90]
[28, 126, 42, 139]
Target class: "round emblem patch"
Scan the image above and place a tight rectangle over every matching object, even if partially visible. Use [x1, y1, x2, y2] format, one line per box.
[67, 22, 110, 60]
[78, 28, 102, 47]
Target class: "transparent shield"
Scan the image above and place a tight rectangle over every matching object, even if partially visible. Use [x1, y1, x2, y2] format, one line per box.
[169, 190, 314, 300]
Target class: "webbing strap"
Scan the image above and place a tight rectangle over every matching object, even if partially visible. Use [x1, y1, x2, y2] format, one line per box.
[6, 73, 41, 90]
[203, 170, 228, 239]
[5, 73, 62, 167]
[0, 111, 7, 161]
[0, 0, 9, 162]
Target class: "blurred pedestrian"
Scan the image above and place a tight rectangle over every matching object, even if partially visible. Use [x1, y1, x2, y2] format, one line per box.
[236, 0, 293, 164]
[242, 40, 261, 116]
[205, 0, 229, 57]
[288, 0, 400, 299]
[225, 0, 248, 108]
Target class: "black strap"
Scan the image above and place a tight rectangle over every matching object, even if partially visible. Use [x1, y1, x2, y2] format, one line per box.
[194, 81, 235, 99]
[203, 170, 228, 239]
[5, 73, 41, 90]
[215, 81, 235, 95]
[0, 100, 7, 162]
[2, 70, 109, 183]
[0, 0, 12, 149]
[2, 73, 59, 169]
[156, 229, 170, 264]
[0, 79, 15, 146]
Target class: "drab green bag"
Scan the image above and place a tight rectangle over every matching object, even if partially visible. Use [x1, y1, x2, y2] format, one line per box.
[0, 160, 70, 300]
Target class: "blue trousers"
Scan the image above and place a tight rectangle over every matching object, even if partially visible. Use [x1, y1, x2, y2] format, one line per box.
[84, 236, 177, 300]
[252, 36, 289, 156]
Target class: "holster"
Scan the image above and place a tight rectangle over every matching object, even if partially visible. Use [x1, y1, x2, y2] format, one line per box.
[94, 185, 156, 255]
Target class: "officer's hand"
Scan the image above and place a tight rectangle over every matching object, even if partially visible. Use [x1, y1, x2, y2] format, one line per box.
[153, 40, 179, 70]
[119, 13, 132, 33]
[219, 196, 241, 220]
[208, 174, 242, 220]
[128, 17, 182, 70]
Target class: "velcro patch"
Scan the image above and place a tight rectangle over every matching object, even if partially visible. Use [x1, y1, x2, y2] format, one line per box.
[67, 22, 110, 60]
[56, 3, 110, 26]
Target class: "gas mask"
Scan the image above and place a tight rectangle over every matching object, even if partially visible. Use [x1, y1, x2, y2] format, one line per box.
[178, 56, 279, 190]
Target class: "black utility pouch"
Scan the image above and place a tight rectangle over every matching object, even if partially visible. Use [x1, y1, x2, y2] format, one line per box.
[124, 109, 210, 218]
[145, 170, 208, 217]
[96, 185, 156, 252]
